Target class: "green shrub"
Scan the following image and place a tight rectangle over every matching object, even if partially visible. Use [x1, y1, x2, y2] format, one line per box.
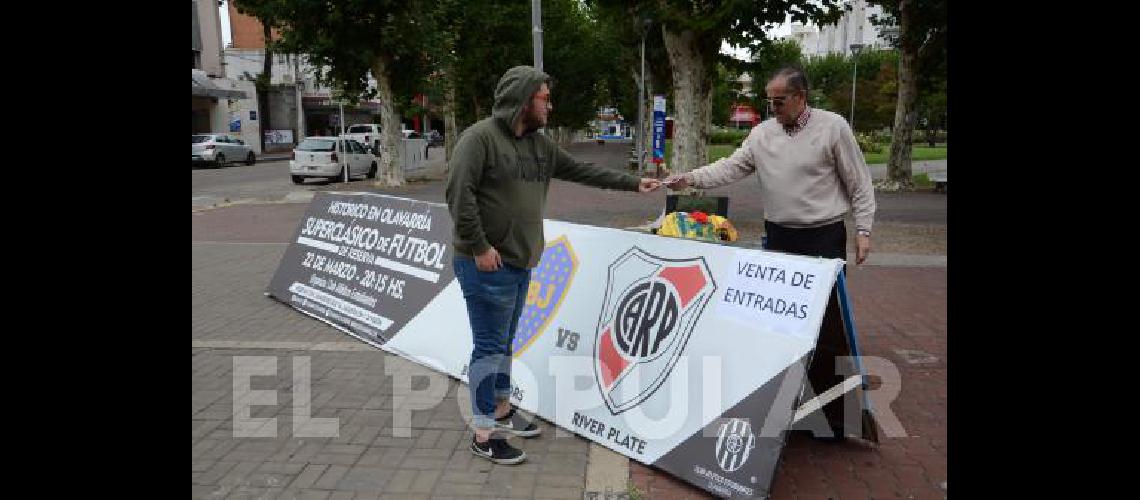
[855, 132, 883, 154]
[912, 130, 947, 144]
[872, 129, 947, 144]
[709, 129, 749, 145]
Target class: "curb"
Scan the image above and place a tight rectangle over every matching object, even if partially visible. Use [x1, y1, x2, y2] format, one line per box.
[585, 443, 630, 497]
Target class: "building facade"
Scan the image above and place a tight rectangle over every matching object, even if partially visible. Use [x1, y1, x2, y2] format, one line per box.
[225, 3, 385, 148]
[192, 0, 248, 139]
[786, 0, 897, 57]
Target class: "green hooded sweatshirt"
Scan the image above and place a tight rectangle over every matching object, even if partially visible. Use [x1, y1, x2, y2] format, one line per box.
[446, 65, 641, 269]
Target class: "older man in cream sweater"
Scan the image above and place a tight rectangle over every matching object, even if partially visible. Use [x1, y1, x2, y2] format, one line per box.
[664, 67, 877, 442]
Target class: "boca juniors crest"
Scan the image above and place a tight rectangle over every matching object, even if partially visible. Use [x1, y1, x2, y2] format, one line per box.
[513, 236, 579, 356]
[594, 247, 716, 414]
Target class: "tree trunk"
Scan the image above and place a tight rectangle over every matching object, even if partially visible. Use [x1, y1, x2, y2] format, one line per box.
[662, 27, 711, 174]
[550, 127, 577, 146]
[444, 78, 458, 168]
[643, 75, 655, 171]
[371, 55, 405, 187]
[888, 1, 917, 185]
[259, 23, 274, 153]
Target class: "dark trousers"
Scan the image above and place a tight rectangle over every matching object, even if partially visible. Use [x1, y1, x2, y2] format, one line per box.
[764, 220, 850, 431]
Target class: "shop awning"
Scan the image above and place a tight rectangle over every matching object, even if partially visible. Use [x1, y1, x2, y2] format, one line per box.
[192, 71, 247, 99]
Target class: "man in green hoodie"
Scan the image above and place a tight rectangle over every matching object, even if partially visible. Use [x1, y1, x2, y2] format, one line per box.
[446, 65, 660, 464]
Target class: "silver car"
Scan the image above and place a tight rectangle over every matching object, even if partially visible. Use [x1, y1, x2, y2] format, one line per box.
[193, 134, 256, 167]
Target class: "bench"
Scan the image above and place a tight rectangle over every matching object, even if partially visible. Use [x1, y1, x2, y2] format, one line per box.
[928, 171, 947, 194]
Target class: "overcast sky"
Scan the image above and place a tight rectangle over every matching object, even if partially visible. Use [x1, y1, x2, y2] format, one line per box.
[721, 17, 794, 62]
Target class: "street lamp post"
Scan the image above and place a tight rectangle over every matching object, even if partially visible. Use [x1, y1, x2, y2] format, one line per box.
[295, 55, 305, 142]
[531, 0, 543, 72]
[532, 0, 544, 137]
[636, 18, 651, 172]
[339, 101, 347, 183]
[849, 43, 864, 130]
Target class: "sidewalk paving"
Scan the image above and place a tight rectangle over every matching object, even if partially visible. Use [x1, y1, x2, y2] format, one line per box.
[193, 242, 597, 499]
[259, 153, 293, 162]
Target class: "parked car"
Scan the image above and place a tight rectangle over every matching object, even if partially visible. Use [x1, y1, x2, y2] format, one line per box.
[289, 136, 377, 184]
[343, 124, 383, 154]
[193, 134, 256, 167]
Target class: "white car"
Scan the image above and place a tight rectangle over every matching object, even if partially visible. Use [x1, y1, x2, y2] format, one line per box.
[344, 124, 383, 153]
[289, 136, 377, 184]
[193, 134, 256, 167]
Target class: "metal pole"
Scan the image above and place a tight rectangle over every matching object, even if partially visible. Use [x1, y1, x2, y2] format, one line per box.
[295, 55, 305, 143]
[637, 30, 646, 172]
[531, 0, 543, 71]
[850, 56, 857, 129]
[849, 44, 862, 130]
[339, 101, 347, 183]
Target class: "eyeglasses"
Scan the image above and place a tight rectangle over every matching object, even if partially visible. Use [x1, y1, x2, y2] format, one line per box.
[765, 93, 802, 108]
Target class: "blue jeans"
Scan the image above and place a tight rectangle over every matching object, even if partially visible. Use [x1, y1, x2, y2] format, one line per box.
[453, 255, 531, 430]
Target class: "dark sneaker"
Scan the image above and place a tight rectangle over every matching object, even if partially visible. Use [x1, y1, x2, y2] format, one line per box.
[494, 406, 541, 438]
[470, 436, 526, 464]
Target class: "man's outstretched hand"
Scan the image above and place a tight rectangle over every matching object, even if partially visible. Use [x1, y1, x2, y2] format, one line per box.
[638, 178, 662, 193]
[662, 173, 691, 190]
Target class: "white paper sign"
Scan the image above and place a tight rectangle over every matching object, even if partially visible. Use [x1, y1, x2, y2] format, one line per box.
[715, 250, 838, 341]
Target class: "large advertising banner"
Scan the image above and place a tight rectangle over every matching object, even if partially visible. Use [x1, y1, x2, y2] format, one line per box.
[268, 192, 844, 498]
[267, 192, 454, 344]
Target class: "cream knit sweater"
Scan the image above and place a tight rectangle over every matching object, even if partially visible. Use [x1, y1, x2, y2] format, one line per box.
[687, 108, 876, 233]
